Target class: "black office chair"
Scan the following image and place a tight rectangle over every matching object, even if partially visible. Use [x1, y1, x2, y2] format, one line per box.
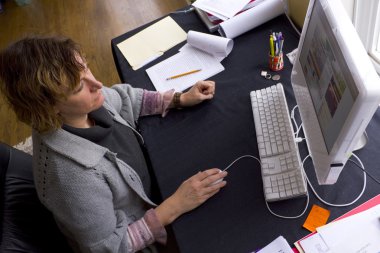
[0, 142, 73, 253]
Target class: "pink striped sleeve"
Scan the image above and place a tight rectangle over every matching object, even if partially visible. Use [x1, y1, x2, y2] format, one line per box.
[140, 89, 174, 117]
[127, 209, 167, 252]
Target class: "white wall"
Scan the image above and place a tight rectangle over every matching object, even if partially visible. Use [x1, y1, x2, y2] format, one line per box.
[340, 0, 355, 20]
[289, 0, 355, 28]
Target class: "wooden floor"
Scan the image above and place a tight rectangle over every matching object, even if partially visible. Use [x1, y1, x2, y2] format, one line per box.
[0, 0, 187, 146]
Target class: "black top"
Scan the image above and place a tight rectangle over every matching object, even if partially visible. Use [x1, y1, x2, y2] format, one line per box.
[63, 106, 151, 196]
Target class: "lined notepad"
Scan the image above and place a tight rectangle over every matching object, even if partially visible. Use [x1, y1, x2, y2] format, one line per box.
[146, 31, 231, 92]
[146, 49, 224, 92]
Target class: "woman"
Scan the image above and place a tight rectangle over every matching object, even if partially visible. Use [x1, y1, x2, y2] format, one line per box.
[0, 36, 227, 253]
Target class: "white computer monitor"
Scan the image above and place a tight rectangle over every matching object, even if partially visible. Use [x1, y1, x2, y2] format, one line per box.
[291, 0, 380, 184]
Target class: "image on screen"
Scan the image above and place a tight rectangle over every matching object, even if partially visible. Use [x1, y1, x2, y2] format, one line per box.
[298, 0, 358, 152]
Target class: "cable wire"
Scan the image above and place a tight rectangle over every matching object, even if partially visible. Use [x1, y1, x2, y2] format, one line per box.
[223, 154, 261, 171]
[265, 193, 309, 219]
[223, 154, 310, 219]
[302, 153, 366, 207]
[350, 159, 380, 185]
[291, 105, 366, 207]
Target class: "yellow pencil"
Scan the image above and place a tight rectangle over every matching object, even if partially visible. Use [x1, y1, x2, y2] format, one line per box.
[166, 69, 202, 80]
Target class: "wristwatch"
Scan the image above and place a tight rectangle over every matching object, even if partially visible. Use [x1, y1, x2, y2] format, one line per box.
[173, 92, 182, 108]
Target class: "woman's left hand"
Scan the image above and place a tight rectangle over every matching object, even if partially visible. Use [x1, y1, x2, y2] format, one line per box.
[180, 80, 215, 107]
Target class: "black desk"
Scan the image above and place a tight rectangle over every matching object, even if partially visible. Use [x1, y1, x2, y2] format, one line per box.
[111, 11, 380, 253]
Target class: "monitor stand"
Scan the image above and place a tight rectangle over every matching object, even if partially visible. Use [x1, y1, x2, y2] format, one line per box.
[353, 131, 368, 151]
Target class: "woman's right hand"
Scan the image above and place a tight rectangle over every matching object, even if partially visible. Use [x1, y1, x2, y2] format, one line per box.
[155, 168, 227, 226]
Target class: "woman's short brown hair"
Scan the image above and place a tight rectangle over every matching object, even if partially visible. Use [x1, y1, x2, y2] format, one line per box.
[0, 36, 86, 132]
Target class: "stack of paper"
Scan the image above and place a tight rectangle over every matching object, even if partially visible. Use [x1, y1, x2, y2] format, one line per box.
[196, 0, 266, 25]
[193, 0, 285, 39]
[193, 0, 267, 32]
[146, 31, 233, 92]
[192, 0, 252, 21]
[295, 195, 380, 253]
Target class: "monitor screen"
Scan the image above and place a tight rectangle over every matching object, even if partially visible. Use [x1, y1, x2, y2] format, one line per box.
[299, 0, 358, 153]
[291, 0, 380, 184]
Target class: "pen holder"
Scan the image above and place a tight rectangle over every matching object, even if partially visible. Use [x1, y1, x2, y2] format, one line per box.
[269, 52, 284, 71]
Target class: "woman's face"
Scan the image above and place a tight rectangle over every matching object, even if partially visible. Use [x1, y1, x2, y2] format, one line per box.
[55, 57, 104, 123]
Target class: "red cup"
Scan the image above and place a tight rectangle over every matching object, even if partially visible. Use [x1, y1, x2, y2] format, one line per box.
[269, 52, 284, 71]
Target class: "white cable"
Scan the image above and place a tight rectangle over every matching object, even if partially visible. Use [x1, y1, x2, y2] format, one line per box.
[290, 105, 302, 138]
[290, 104, 298, 118]
[295, 123, 303, 138]
[302, 153, 366, 207]
[291, 105, 366, 207]
[265, 192, 310, 219]
[223, 154, 261, 171]
[224, 154, 309, 219]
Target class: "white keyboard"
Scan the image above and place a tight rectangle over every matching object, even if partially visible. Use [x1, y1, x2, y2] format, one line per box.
[250, 83, 307, 202]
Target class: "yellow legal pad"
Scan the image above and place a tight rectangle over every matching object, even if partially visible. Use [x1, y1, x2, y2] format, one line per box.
[117, 16, 187, 70]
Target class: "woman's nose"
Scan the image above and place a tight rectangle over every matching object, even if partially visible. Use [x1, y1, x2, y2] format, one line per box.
[89, 78, 103, 91]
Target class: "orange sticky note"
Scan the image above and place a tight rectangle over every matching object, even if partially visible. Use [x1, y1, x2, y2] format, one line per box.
[303, 204, 330, 232]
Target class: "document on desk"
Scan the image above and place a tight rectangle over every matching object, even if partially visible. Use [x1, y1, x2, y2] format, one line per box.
[317, 204, 380, 253]
[116, 16, 187, 70]
[300, 204, 380, 253]
[255, 236, 293, 253]
[299, 233, 329, 253]
[146, 31, 231, 92]
[146, 49, 224, 92]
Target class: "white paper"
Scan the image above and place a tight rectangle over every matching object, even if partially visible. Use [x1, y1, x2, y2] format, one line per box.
[286, 48, 298, 65]
[147, 31, 231, 92]
[146, 50, 224, 92]
[316, 204, 380, 253]
[330, 231, 380, 253]
[256, 236, 293, 253]
[299, 233, 331, 253]
[180, 43, 224, 62]
[218, 0, 285, 39]
[193, 0, 251, 20]
[298, 205, 380, 253]
[182, 30, 233, 60]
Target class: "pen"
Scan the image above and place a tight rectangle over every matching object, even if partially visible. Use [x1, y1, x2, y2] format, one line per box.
[279, 39, 284, 54]
[166, 69, 202, 80]
[275, 40, 279, 55]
